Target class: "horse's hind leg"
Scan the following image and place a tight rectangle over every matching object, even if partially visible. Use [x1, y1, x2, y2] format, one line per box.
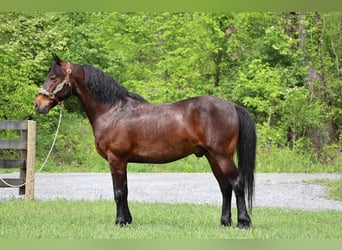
[232, 174, 251, 229]
[206, 155, 233, 226]
[207, 154, 251, 228]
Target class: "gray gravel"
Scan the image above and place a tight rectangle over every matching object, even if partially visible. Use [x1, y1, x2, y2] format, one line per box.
[1, 172, 341, 211]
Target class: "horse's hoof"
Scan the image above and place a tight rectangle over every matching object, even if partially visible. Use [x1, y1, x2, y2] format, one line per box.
[115, 217, 132, 227]
[221, 218, 232, 227]
[237, 220, 251, 229]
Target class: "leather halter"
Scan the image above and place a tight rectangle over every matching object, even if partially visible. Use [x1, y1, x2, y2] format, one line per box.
[39, 62, 72, 103]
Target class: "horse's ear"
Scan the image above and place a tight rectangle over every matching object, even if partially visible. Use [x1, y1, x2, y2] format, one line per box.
[52, 53, 63, 65]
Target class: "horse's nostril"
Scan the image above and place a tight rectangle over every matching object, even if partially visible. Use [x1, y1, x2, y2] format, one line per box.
[34, 103, 45, 113]
[34, 103, 39, 111]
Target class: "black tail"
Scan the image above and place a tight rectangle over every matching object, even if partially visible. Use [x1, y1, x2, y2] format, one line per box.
[235, 105, 256, 212]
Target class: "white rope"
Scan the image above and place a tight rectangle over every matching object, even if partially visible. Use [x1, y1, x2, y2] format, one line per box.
[0, 106, 63, 188]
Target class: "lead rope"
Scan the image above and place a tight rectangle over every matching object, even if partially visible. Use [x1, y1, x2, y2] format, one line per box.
[0, 105, 63, 188]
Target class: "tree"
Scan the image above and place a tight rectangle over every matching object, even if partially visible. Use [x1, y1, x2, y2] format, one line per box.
[297, 12, 342, 151]
[0, 12, 341, 166]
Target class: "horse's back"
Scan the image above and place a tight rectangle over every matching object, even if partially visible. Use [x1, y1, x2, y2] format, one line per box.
[150, 95, 239, 137]
[182, 96, 239, 142]
[176, 96, 239, 129]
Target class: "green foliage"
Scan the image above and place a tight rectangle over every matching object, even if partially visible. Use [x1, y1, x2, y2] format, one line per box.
[281, 87, 326, 149]
[0, 12, 341, 172]
[233, 59, 285, 124]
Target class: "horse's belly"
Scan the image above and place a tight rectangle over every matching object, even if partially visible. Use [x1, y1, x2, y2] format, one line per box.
[128, 141, 200, 164]
[128, 154, 190, 164]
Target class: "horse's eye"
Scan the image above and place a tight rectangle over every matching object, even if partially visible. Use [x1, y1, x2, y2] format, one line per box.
[50, 76, 57, 81]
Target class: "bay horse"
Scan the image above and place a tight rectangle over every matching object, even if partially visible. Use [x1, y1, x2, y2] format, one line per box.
[35, 54, 256, 229]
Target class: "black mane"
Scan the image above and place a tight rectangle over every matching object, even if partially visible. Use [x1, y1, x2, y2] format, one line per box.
[82, 64, 147, 105]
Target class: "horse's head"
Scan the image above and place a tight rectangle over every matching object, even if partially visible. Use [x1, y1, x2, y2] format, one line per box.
[35, 54, 73, 114]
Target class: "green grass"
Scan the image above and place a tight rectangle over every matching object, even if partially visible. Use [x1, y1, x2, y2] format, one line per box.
[0, 200, 341, 239]
[256, 147, 342, 173]
[306, 178, 342, 201]
[328, 178, 342, 201]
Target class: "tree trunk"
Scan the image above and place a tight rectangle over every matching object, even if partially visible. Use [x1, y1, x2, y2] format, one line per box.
[213, 49, 222, 87]
[298, 12, 327, 153]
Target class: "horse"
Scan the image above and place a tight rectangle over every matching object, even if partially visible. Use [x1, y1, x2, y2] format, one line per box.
[35, 54, 256, 229]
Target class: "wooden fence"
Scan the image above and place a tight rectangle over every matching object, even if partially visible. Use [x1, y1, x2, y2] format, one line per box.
[0, 120, 36, 200]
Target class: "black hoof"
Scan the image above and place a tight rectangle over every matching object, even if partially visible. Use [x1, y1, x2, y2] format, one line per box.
[221, 218, 232, 227]
[115, 217, 132, 227]
[237, 220, 251, 229]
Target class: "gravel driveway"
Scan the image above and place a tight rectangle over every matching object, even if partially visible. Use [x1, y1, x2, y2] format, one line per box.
[0, 173, 341, 211]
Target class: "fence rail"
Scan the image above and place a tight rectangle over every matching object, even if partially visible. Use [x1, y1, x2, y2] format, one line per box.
[0, 120, 36, 200]
[0, 160, 26, 169]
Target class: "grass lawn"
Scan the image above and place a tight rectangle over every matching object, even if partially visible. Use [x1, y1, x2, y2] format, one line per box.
[0, 200, 341, 239]
[311, 178, 342, 201]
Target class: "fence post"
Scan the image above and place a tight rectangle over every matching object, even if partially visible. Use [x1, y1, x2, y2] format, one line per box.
[19, 125, 27, 195]
[0, 120, 36, 200]
[25, 120, 36, 201]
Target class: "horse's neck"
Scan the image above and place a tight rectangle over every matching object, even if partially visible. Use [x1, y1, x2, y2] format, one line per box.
[70, 65, 107, 128]
[72, 88, 105, 131]
[77, 94, 106, 127]
[71, 64, 146, 131]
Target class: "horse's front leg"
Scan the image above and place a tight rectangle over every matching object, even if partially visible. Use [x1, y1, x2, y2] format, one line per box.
[108, 157, 132, 226]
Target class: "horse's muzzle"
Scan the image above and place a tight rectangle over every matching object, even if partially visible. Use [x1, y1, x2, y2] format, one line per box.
[34, 95, 54, 114]
[35, 102, 50, 114]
